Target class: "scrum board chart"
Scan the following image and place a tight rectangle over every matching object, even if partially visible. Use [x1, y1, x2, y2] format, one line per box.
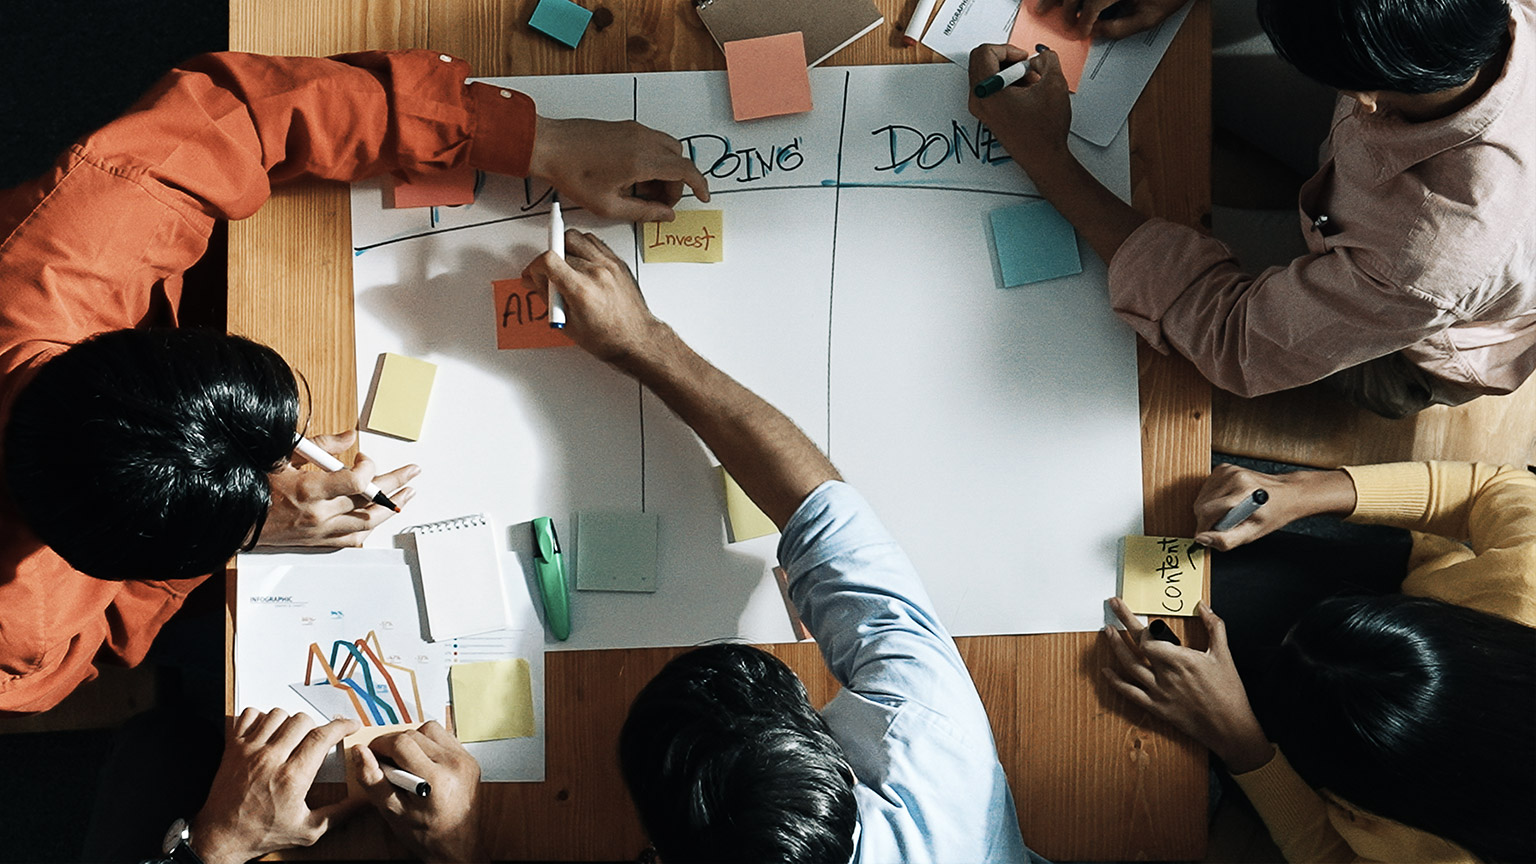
[349, 63, 1144, 650]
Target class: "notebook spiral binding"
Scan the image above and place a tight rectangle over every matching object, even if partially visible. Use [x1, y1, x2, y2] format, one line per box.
[411, 514, 489, 534]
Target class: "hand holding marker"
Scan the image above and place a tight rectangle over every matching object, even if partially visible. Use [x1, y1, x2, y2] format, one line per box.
[294, 436, 400, 512]
[974, 45, 1047, 98]
[1212, 489, 1269, 532]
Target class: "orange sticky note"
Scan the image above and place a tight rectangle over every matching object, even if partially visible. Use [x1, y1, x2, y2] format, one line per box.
[493, 279, 573, 349]
[1008, 8, 1091, 92]
[388, 165, 478, 208]
[723, 32, 814, 122]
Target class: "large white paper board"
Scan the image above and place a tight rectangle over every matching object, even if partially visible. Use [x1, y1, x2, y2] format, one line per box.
[347, 64, 1144, 649]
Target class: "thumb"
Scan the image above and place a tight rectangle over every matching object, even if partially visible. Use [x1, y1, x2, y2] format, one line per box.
[351, 745, 402, 812]
[1198, 602, 1231, 658]
[310, 793, 369, 834]
[626, 199, 678, 224]
[1033, 45, 1064, 81]
[308, 431, 358, 458]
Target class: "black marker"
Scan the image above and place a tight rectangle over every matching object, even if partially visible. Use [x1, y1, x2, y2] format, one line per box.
[1148, 619, 1182, 646]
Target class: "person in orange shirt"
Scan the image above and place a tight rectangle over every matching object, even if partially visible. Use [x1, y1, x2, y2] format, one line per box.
[0, 49, 710, 714]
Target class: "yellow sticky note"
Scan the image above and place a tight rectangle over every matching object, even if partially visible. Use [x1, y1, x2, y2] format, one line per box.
[720, 467, 777, 542]
[1119, 536, 1205, 617]
[449, 659, 534, 743]
[363, 353, 437, 441]
[642, 210, 723, 263]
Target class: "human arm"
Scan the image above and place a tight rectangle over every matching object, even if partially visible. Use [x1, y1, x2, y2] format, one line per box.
[1193, 463, 1358, 550]
[350, 721, 487, 863]
[1034, 0, 1191, 39]
[519, 231, 835, 526]
[186, 709, 365, 864]
[259, 431, 420, 548]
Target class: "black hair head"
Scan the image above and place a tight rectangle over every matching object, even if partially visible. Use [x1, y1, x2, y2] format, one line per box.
[1258, 0, 1510, 94]
[4, 328, 300, 581]
[1258, 594, 1536, 862]
[619, 643, 858, 864]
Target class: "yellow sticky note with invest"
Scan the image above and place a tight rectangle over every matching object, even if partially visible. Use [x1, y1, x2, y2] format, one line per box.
[720, 466, 777, 542]
[1119, 536, 1205, 617]
[642, 210, 724, 263]
[364, 353, 437, 441]
[449, 659, 534, 742]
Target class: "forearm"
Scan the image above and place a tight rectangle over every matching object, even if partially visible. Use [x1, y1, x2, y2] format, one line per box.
[617, 326, 839, 527]
[1026, 151, 1148, 264]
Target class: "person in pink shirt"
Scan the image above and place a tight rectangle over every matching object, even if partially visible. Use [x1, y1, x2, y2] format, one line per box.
[970, 0, 1532, 418]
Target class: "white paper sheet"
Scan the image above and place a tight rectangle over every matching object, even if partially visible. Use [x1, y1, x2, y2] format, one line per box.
[235, 549, 546, 782]
[921, 0, 1194, 146]
[348, 63, 1143, 650]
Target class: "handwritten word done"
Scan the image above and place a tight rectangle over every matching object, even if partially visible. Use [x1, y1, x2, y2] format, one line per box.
[871, 120, 1011, 174]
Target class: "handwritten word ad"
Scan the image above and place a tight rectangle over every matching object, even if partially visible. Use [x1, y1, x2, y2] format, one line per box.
[1119, 535, 1205, 617]
[642, 210, 724, 263]
[493, 279, 573, 350]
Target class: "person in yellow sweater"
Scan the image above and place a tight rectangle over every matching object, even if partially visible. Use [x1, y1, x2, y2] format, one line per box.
[1101, 461, 1536, 863]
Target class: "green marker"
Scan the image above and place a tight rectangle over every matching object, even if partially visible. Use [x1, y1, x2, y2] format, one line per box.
[532, 517, 571, 640]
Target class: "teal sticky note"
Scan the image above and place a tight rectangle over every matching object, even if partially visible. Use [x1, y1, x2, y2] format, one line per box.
[990, 200, 1083, 287]
[529, 0, 593, 48]
[576, 512, 658, 593]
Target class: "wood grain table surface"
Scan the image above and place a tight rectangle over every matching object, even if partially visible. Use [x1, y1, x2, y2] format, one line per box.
[226, 1, 1213, 859]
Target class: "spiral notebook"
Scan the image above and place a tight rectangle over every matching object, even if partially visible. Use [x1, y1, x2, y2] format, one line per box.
[408, 514, 511, 641]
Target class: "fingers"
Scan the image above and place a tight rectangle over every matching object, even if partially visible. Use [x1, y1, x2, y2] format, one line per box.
[1198, 602, 1231, 659]
[372, 729, 439, 776]
[268, 711, 320, 755]
[1101, 666, 1157, 711]
[292, 717, 362, 780]
[244, 708, 291, 745]
[1100, 625, 1156, 688]
[1106, 596, 1146, 639]
[414, 720, 462, 753]
[1073, 0, 1119, 37]
[351, 745, 404, 814]
[1096, 4, 1170, 39]
[234, 706, 263, 739]
[563, 229, 622, 267]
[968, 42, 1031, 83]
[306, 431, 358, 459]
[309, 793, 369, 836]
[371, 462, 421, 496]
[1032, 45, 1064, 81]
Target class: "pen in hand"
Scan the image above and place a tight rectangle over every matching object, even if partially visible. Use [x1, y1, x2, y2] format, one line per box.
[1212, 489, 1269, 533]
[548, 196, 567, 329]
[293, 436, 401, 513]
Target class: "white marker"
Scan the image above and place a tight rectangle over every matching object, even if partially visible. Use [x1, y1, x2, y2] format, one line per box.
[293, 436, 400, 512]
[1212, 489, 1270, 532]
[973, 55, 1039, 98]
[382, 764, 431, 798]
[903, 0, 942, 45]
[548, 198, 567, 329]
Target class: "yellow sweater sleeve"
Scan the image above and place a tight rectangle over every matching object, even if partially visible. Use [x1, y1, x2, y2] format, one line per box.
[1341, 462, 1536, 626]
[1233, 749, 1359, 863]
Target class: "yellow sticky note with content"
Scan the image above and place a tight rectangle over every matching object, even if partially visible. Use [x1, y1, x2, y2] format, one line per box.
[450, 659, 534, 743]
[642, 210, 723, 263]
[363, 353, 437, 441]
[1120, 536, 1205, 617]
[720, 466, 777, 542]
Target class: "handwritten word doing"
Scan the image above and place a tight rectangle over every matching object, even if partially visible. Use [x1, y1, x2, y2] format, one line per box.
[681, 134, 804, 183]
[871, 120, 1011, 173]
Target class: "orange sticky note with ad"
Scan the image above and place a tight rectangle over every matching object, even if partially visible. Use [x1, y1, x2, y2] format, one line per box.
[642, 210, 724, 263]
[723, 32, 814, 121]
[493, 279, 573, 349]
[1008, 7, 1091, 92]
[388, 164, 478, 208]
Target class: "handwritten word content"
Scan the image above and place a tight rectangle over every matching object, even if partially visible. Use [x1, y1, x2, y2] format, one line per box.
[1119, 535, 1205, 617]
[681, 134, 806, 184]
[871, 120, 1012, 174]
[643, 210, 724, 264]
[493, 278, 573, 350]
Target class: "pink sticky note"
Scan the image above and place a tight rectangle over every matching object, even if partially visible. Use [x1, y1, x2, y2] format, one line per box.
[388, 164, 478, 208]
[723, 32, 814, 122]
[1008, 7, 1091, 92]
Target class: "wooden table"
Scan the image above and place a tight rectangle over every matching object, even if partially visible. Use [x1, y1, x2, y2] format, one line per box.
[227, 1, 1212, 859]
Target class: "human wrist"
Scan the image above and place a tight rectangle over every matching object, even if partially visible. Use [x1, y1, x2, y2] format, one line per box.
[527, 114, 565, 183]
[609, 321, 686, 379]
[1214, 722, 1274, 775]
[1284, 469, 1357, 519]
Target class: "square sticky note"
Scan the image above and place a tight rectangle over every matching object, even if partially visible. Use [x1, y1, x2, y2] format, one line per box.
[450, 659, 535, 743]
[990, 200, 1082, 287]
[576, 512, 658, 593]
[388, 164, 477, 208]
[493, 278, 574, 349]
[720, 467, 777, 542]
[723, 32, 814, 121]
[642, 210, 724, 263]
[1119, 536, 1205, 617]
[1008, 7, 1092, 92]
[363, 353, 437, 441]
[529, 0, 593, 48]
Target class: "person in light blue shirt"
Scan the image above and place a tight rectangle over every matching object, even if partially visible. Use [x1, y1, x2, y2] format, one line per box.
[521, 230, 1038, 864]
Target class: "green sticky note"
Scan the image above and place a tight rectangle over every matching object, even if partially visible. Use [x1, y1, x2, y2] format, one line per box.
[449, 658, 535, 742]
[528, 0, 593, 48]
[990, 199, 1082, 287]
[576, 512, 658, 593]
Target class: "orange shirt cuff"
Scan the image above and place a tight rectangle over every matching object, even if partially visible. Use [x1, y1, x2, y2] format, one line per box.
[467, 81, 537, 178]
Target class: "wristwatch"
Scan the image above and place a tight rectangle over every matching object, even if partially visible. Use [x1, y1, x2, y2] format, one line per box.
[161, 818, 206, 864]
